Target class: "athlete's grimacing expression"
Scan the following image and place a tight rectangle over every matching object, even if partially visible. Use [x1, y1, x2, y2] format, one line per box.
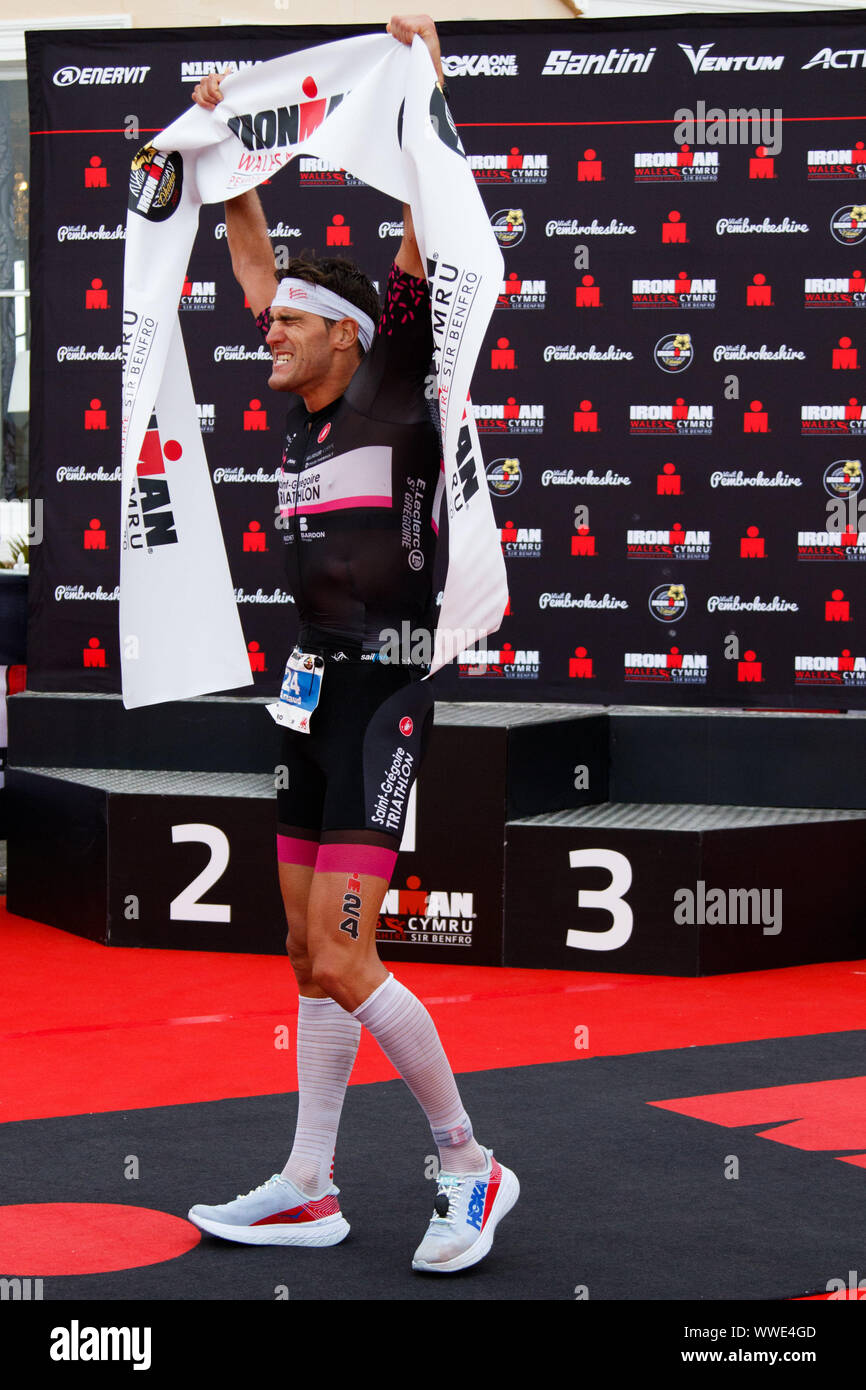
[265, 307, 354, 398]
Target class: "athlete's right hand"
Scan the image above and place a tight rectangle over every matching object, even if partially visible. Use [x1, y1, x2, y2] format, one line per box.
[191, 70, 230, 108]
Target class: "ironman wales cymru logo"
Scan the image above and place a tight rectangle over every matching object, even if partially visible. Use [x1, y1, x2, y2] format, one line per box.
[125, 413, 180, 551]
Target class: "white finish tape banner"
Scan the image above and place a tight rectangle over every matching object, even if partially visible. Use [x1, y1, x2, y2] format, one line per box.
[121, 32, 506, 708]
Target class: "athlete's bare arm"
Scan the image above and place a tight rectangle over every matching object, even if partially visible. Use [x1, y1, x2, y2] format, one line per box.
[396, 202, 425, 280]
[223, 188, 278, 319]
[387, 13, 444, 84]
[191, 71, 277, 318]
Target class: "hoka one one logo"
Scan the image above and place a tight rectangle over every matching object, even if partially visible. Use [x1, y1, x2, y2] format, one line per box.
[466, 1181, 487, 1230]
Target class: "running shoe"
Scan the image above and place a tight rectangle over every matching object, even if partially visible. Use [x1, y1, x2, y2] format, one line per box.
[412, 1148, 519, 1273]
[188, 1174, 350, 1247]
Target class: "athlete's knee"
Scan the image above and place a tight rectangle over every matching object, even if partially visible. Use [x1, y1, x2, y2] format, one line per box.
[309, 949, 365, 1002]
[284, 928, 311, 984]
[309, 954, 342, 999]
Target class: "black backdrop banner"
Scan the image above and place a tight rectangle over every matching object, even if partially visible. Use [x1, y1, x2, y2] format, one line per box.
[26, 13, 866, 707]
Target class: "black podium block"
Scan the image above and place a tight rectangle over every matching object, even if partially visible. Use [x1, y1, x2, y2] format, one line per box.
[503, 804, 866, 976]
[7, 767, 286, 953]
[9, 692, 866, 973]
[6, 703, 601, 963]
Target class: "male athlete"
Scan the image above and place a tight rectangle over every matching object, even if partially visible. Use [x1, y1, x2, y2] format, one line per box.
[186, 14, 518, 1274]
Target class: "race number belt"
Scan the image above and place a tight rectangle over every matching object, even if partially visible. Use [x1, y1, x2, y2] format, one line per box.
[267, 647, 325, 733]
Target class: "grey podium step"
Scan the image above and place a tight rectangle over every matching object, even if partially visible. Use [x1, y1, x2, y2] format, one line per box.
[9, 692, 865, 808]
[504, 803, 866, 976]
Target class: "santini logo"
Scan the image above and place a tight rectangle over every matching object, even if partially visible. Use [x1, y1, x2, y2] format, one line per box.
[543, 47, 655, 75]
[50, 1321, 152, 1370]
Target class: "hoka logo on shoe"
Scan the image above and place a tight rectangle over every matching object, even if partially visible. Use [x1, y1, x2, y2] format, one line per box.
[466, 1181, 487, 1230]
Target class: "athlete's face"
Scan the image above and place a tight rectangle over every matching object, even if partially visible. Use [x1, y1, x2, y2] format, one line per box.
[265, 307, 342, 396]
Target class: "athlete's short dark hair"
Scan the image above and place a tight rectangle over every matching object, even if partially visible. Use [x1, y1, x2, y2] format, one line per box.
[276, 253, 380, 353]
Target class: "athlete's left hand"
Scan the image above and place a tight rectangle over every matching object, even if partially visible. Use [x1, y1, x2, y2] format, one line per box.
[387, 14, 444, 85]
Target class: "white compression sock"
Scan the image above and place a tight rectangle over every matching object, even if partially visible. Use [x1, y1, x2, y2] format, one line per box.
[352, 973, 487, 1175]
[281, 994, 361, 1197]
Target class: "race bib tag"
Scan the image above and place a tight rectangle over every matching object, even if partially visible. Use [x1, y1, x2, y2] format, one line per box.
[267, 647, 324, 734]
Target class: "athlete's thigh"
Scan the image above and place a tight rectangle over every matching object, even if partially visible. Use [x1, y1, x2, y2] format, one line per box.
[278, 861, 315, 953]
[301, 661, 432, 983]
[305, 861, 391, 966]
[275, 725, 325, 954]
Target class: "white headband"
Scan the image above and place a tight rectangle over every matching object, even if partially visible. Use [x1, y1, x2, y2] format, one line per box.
[271, 277, 376, 352]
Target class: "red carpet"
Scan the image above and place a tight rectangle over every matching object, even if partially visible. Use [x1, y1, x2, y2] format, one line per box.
[2, 899, 865, 1122]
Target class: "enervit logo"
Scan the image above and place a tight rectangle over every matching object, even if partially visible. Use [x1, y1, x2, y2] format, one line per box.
[53, 65, 150, 86]
[678, 43, 783, 73]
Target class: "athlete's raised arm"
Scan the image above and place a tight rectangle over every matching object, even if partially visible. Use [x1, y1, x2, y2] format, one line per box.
[191, 72, 277, 318]
[388, 15, 444, 281]
[386, 13, 444, 84]
[223, 188, 278, 319]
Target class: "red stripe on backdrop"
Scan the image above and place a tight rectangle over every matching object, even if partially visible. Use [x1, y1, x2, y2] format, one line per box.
[2, 903, 865, 1123]
[29, 115, 866, 135]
